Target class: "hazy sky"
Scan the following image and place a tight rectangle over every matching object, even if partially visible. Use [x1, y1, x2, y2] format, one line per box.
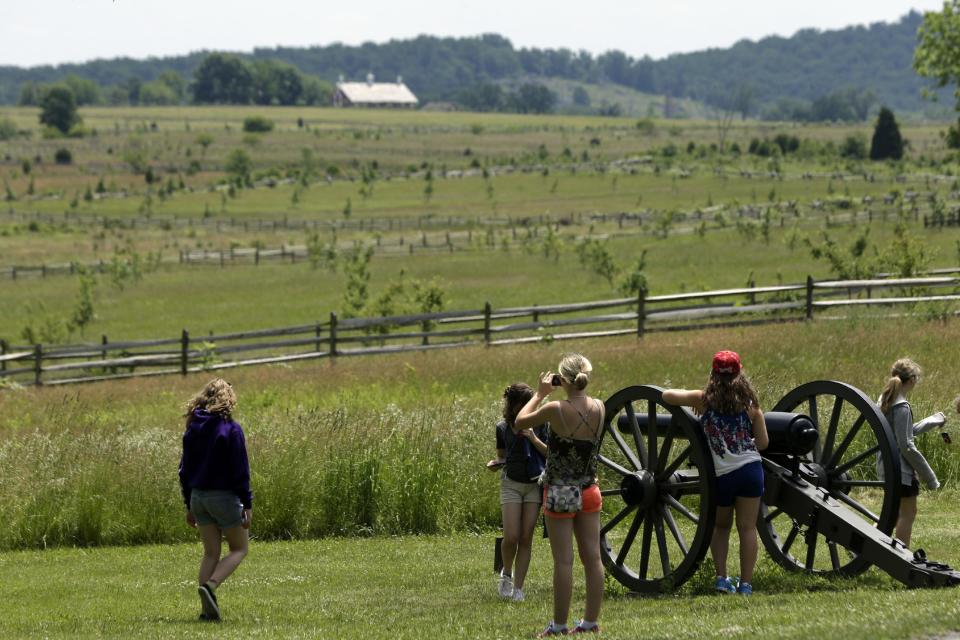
[0, 0, 946, 68]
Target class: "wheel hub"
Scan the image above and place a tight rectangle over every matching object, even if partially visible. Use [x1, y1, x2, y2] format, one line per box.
[620, 470, 657, 509]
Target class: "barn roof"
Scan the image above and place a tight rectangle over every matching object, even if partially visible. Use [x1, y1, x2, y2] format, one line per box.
[336, 80, 418, 105]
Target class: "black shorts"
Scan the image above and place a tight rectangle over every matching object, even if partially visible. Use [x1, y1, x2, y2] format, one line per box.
[902, 478, 920, 498]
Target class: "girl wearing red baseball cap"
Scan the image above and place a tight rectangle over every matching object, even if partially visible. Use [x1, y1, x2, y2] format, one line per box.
[663, 350, 769, 595]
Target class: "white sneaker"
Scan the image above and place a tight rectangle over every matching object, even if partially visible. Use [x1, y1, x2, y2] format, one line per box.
[511, 587, 525, 602]
[498, 570, 514, 598]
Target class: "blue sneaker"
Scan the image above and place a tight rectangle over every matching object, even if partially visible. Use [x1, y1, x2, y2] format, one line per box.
[737, 581, 753, 596]
[714, 576, 735, 594]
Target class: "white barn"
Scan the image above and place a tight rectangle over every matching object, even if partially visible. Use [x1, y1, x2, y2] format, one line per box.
[333, 74, 418, 108]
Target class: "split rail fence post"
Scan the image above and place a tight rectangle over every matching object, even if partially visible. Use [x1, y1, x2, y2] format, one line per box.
[101, 334, 108, 364]
[483, 302, 492, 346]
[315, 322, 323, 353]
[0, 339, 6, 373]
[805, 276, 815, 320]
[34, 344, 42, 385]
[637, 289, 646, 338]
[329, 312, 338, 358]
[181, 330, 189, 376]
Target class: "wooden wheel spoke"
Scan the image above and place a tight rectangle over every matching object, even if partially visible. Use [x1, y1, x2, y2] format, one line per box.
[661, 505, 689, 555]
[826, 414, 866, 469]
[828, 541, 841, 571]
[667, 480, 702, 495]
[808, 395, 821, 461]
[638, 512, 654, 579]
[663, 494, 699, 525]
[804, 531, 817, 571]
[624, 402, 649, 468]
[830, 445, 880, 477]
[658, 444, 692, 480]
[601, 504, 637, 536]
[600, 488, 625, 497]
[603, 421, 643, 471]
[834, 490, 880, 523]
[656, 426, 675, 478]
[820, 396, 844, 464]
[764, 507, 783, 523]
[654, 512, 671, 577]
[646, 400, 658, 473]
[782, 523, 800, 556]
[614, 509, 644, 565]
[597, 455, 632, 478]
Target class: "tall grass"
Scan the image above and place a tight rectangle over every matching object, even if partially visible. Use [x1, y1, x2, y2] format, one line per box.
[3, 318, 960, 550]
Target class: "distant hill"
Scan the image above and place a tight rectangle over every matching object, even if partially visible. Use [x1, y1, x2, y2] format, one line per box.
[0, 11, 950, 117]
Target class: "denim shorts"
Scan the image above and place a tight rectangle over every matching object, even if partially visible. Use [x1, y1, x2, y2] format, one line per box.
[190, 489, 244, 529]
[715, 461, 764, 507]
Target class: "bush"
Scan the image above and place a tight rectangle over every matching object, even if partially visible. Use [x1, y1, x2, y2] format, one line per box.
[242, 116, 274, 133]
[0, 117, 17, 141]
[840, 134, 868, 160]
[54, 148, 73, 165]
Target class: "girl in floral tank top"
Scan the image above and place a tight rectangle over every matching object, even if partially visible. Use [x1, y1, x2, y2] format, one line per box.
[663, 351, 768, 597]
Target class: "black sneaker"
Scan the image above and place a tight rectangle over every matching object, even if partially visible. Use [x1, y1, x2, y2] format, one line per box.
[198, 583, 221, 621]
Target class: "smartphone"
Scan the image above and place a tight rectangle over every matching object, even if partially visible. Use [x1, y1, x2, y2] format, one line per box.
[551, 374, 562, 387]
[942, 432, 952, 445]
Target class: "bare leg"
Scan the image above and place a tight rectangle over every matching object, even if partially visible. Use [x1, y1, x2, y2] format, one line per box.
[546, 516, 574, 626]
[500, 502, 522, 577]
[197, 524, 222, 586]
[513, 502, 541, 590]
[734, 497, 761, 583]
[896, 496, 918, 547]
[573, 511, 603, 623]
[208, 525, 249, 587]
[711, 506, 734, 578]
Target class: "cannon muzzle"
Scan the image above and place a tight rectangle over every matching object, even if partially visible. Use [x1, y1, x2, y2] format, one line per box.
[616, 409, 817, 457]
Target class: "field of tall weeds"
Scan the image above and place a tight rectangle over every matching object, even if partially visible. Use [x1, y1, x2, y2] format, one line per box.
[2, 317, 960, 550]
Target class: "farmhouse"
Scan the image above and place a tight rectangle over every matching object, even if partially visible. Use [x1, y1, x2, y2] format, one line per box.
[333, 74, 418, 108]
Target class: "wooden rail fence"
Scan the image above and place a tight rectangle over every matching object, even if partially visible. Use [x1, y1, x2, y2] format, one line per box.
[2, 274, 959, 388]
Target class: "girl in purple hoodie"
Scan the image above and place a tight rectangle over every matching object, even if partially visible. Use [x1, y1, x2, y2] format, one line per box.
[178, 378, 252, 621]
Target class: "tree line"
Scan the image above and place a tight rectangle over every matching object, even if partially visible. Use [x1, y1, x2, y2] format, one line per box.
[0, 11, 951, 117]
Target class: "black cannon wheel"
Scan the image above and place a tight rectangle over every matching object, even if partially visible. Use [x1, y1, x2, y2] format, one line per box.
[761, 380, 902, 576]
[598, 385, 717, 593]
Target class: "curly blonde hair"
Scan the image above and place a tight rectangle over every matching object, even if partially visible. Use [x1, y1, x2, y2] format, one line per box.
[184, 378, 237, 419]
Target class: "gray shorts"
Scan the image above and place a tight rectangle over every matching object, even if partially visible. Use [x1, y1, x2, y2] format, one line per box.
[500, 476, 542, 505]
[191, 489, 244, 529]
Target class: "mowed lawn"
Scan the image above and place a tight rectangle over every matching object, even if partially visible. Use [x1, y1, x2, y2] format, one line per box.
[3, 506, 960, 640]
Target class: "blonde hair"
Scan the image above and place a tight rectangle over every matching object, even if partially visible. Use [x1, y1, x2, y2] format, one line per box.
[880, 358, 921, 414]
[559, 353, 593, 390]
[184, 378, 237, 419]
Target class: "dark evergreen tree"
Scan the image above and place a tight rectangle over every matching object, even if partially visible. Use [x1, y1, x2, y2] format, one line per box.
[870, 107, 904, 160]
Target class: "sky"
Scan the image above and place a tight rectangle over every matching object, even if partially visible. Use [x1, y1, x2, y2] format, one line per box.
[0, 0, 947, 68]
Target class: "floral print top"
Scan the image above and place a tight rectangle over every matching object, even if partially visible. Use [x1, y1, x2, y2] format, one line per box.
[700, 408, 761, 476]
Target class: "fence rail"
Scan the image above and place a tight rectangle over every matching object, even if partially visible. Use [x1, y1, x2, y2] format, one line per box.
[2, 273, 959, 388]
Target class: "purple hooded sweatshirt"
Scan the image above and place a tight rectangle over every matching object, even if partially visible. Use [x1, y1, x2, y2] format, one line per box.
[178, 409, 253, 509]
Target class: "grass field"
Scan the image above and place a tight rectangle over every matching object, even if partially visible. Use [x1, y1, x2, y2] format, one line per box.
[4, 105, 960, 638]
[3, 524, 960, 640]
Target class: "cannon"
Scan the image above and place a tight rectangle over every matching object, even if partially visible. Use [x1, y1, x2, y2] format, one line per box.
[598, 381, 960, 593]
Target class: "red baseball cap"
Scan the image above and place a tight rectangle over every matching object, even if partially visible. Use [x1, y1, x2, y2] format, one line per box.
[712, 350, 742, 375]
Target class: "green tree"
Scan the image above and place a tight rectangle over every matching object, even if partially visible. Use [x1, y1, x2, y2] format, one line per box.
[192, 53, 254, 104]
[63, 75, 102, 105]
[39, 86, 80, 134]
[915, 2, 960, 147]
[225, 149, 252, 184]
[251, 59, 304, 105]
[870, 107, 904, 160]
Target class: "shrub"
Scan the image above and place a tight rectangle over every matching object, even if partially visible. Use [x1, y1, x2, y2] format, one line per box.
[54, 148, 73, 165]
[242, 115, 274, 133]
[0, 117, 17, 141]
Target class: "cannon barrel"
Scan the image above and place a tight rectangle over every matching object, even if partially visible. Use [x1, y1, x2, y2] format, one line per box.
[616, 410, 817, 457]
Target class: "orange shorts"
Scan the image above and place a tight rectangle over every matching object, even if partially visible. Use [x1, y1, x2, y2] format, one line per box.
[543, 484, 602, 519]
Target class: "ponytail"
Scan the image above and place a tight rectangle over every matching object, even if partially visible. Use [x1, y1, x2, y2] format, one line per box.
[880, 376, 902, 414]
